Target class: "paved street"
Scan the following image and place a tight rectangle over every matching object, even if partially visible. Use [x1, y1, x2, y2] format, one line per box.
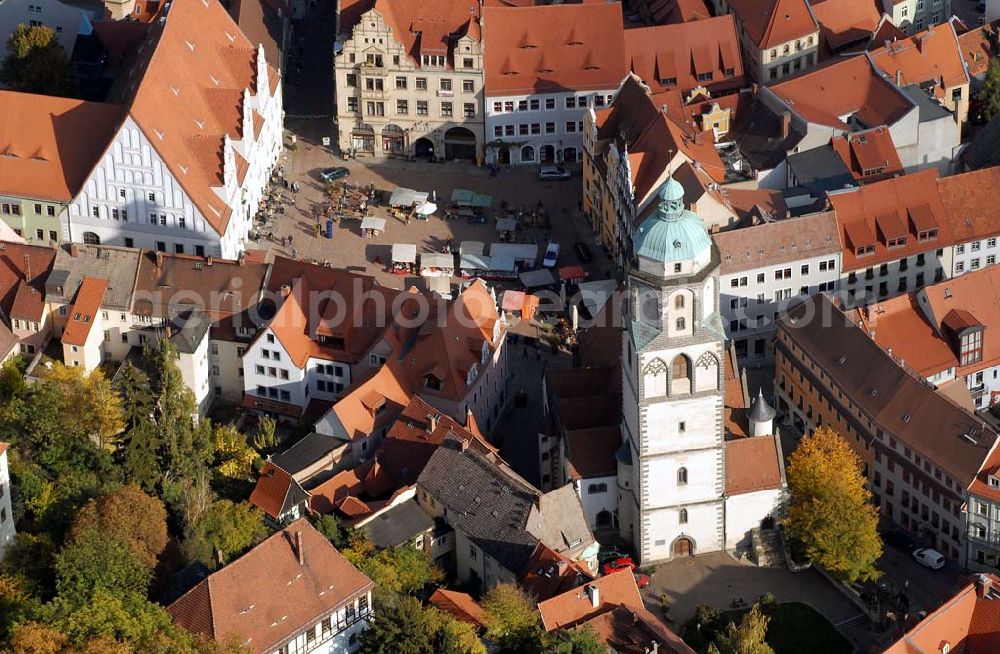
[876, 541, 967, 615]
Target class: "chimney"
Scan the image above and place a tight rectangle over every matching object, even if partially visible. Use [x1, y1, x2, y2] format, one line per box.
[585, 583, 600, 608]
[556, 559, 569, 575]
[976, 574, 992, 599]
[781, 111, 791, 139]
[295, 530, 304, 566]
[206, 256, 213, 266]
[428, 413, 438, 433]
[214, 547, 224, 567]
[156, 251, 164, 269]
[280, 284, 292, 297]
[23, 253, 30, 281]
[693, 131, 703, 145]
[69, 243, 79, 257]
[895, 69, 902, 87]
[238, 252, 246, 267]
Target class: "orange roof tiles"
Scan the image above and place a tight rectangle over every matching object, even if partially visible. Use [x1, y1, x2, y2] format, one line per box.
[870, 22, 969, 96]
[830, 127, 903, 182]
[118, 0, 280, 235]
[0, 92, 124, 203]
[10, 281, 46, 323]
[922, 267, 1000, 375]
[854, 294, 957, 378]
[0, 243, 56, 321]
[429, 589, 486, 627]
[539, 569, 644, 631]
[168, 519, 373, 654]
[811, 0, 881, 53]
[884, 575, 1000, 654]
[248, 461, 308, 520]
[0, 443, 7, 457]
[61, 277, 108, 347]
[728, 0, 817, 50]
[957, 22, 999, 78]
[828, 168, 954, 272]
[625, 16, 744, 95]
[937, 166, 1000, 243]
[725, 436, 784, 495]
[632, 0, 711, 24]
[372, 0, 480, 65]
[483, 3, 627, 95]
[769, 55, 912, 130]
[519, 542, 593, 602]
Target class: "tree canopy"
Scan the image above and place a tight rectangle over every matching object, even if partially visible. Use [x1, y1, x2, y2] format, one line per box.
[980, 59, 1000, 123]
[70, 486, 167, 569]
[785, 427, 882, 583]
[708, 604, 774, 654]
[1, 24, 70, 95]
[182, 500, 267, 566]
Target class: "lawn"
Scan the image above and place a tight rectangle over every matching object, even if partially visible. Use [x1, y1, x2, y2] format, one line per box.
[680, 601, 852, 654]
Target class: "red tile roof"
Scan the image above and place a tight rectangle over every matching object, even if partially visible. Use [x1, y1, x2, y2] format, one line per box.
[769, 54, 913, 130]
[429, 589, 486, 627]
[519, 542, 594, 602]
[811, 0, 880, 53]
[829, 126, 904, 183]
[728, 0, 817, 50]
[725, 435, 784, 495]
[625, 15, 744, 95]
[922, 268, 1000, 377]
[957, 22, 999, 78]
[168, 519, 373, 654]
[61, 277, 108, 347]
[884, 575, 1000, 654]
[0, 443, 7, 457]
[937, 166, 1000, 243]
[373, 0, 480, 65]
[870, 21, 969, 98]
[483, 3, 628, 95]
[632, 0, 711, 24]
[828, 168, 954, 272]
[248, 461, 307, 520]
[854, 294, 957, 378]
[117, 0, 281, 235]
[0, 243, 55, 321]
[565, 427, 621, 480]
[0, 92, 125, 203]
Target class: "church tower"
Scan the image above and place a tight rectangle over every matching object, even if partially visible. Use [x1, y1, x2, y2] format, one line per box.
[617, 176, 727, 563]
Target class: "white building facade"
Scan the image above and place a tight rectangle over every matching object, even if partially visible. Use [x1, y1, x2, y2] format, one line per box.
[485, 90, 617, 166]
[618, 178, 728, 563]
[0, 444, 14, 563]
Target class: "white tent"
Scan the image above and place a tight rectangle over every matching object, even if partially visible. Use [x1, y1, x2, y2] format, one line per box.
[415, 202, 437, 216]
[459, 241, 485, 256]
[391, 243, 417, 264]
[388, 188, 429, 207]
[420, 252, 454, 270]
[360, 216, 387, 232]
[519, 268, 556, 288]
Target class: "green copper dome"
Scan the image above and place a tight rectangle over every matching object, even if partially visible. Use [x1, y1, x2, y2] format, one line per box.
[633, 177, 711, 264]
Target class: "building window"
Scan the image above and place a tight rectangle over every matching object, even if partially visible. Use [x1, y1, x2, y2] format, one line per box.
[462, 79, 474, 93]
[440, 102, 453, 117]
[587, 482, 608, 494]
[677, 467, 688, 485]
[415, 77, 427, 90]
[463, 57, 474, 69]
[417, 101, 428, 115]
[679, 508, 688, 524]
[395, 76, 407, 89]
[440, 78, 452, 91]
[397, 99, 408, 114]
[464, 103, 475, 118]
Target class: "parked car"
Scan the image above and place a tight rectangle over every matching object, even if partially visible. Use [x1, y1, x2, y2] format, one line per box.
[538, 164, 572, 181]
[542, 242, 560, 268]
[320, 166, 350, 182]
[574, 241, 593, 263]
[884, 531, 916, 552]
[912, 548, 946, 570]
[601, 556, 636, 576]
[633, 572, 651, 588]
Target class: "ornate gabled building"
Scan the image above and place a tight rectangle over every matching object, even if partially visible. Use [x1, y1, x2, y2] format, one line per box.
[334, 0, 484, 162]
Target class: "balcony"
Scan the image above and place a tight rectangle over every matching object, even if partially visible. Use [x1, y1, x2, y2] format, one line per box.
[970, 383, 987, 398]
[358, 62, 387, 76]
[360, 87, 387, 101]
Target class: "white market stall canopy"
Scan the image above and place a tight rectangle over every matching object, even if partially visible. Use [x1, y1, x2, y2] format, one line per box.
[490, 242, 537, 264]
[460, 253, 490, 271]
[415, 202, 437, 216]
[389, 188, 429, 207]
[460, 241, 485, 256]
[360, 216, 387, 232]
[495, 218, 517, 233]
[488, 255, 516, 273]
[519, 268, 556, 288]
[425, 276, 452, 298]
[419, 252, 454, 269]
[391, 243, 417, 263]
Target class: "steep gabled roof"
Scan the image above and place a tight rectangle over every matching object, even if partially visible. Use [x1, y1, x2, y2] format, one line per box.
[248, 461, 310, 520]
[168, 519, 373, 654]
[61, 277, 108, 346]
[728, 0, 818, 50]
[0, 92, 124, 203]
[870, 21, 969, 96]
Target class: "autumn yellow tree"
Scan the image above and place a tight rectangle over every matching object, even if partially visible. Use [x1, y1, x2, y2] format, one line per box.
[70, 485, 168, 569]
[785, 427, 882, 583]
[40, 364, 124, 450]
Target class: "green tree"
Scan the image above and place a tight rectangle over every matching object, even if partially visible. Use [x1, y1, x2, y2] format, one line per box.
[53, 531, 151, 603]
[981, 59, 1000, 122]
[0, 574, 41, 643]
[543, 625, 605, 654]
[481, 583, 543, 652]
[708, 604, 774, 654]
[183, 500, 267, 566]
[784, 427, 882, 583]
[70, 485, 168, 569]
[341, 536, 442, 596]
[1, 24, 70, 95]
[357, 595, 433, 654]
[252, 416, 277, 451]
[213, 424, 259, 480]
[436, 617, 486, 654]
[313, 514, 347, 548]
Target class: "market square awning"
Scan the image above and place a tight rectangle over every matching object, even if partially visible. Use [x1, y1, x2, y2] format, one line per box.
[391, 243, 417, 263]
[360, 216, 387, 232]
[389, 188, 429, 207]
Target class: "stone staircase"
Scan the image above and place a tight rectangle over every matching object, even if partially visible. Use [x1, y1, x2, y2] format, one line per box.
[752, 527, 787, 568]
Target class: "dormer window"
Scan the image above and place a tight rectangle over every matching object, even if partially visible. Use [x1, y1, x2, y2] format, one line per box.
[989, 475, 1000, 489]
[855, 245, 875, 256]
[424, 374, 442, 391]
[466, 365, 478, 386]
[918, 228, 938, 242]
[887, 236, 907, 248]
[960, 328, 983, 366]
[659, 77, 677, 86]
[481, 340, 490, 365]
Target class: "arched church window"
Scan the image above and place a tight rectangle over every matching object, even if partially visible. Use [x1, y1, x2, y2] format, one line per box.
[670, 355, 691, 394]
[677, 467, 688, 485]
